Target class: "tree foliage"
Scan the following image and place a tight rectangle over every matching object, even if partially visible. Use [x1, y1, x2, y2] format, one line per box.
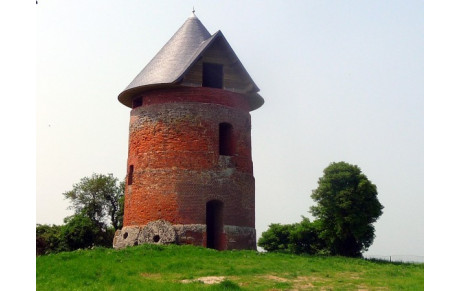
[310, 162, 383, 257]
[60, 213, 102, 250]
[258, 218, 327, 255]
[63, 173, 125, 230]
[36, 215, 117, 255]
[60, 213, 116, 250]
[258, 161, 383, 257]
[289, 218, 327, 255]
[37, 174, 124, 255]
[258, 223, 295, 253]
[36, 224, 66, 255]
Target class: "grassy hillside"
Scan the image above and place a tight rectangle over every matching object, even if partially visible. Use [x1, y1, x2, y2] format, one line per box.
[36, 244, 423, 290]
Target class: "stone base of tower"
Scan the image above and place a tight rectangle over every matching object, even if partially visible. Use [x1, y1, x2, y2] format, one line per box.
[113, 220, 256, 251]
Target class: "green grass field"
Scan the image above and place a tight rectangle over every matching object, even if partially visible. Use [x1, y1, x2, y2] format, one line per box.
[36, 244, 423, 290]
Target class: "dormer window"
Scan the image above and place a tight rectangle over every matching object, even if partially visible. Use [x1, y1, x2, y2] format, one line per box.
[203, 63, 223, 89]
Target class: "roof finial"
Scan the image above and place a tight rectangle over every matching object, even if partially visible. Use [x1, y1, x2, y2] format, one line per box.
[189, 6, 196, 18]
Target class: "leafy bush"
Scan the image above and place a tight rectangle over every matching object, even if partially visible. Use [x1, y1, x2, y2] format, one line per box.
[37, 173, 124, 256]
[289, 218, 327, 255]
[259, 162, 383, 257]
[258, 218, 327, 255]
[257, 223, 295, 253]
[60, 214, 100, 250]
[60, 213, 114, 250]
[36, 224, 67, 255]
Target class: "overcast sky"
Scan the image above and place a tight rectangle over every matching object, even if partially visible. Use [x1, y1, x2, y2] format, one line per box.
[33, 0, 425, 260]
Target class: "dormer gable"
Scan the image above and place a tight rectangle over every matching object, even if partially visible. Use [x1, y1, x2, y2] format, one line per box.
[180, 31, 260, 95]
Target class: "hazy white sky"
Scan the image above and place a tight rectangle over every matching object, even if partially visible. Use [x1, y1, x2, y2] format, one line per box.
[34, 0, 424, 260]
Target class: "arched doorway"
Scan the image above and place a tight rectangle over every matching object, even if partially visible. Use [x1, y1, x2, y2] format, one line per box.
[206, 200, 224, 250]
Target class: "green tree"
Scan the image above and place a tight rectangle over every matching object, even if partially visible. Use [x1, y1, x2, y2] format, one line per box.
[310, 162, 383, 257]
[258, 223, 295, 252]
[114, 185, 125, 229]
[36, 224, 67, 255]
[63, 173, 125, 230]
[258, 218, 327, 255]
[289, 217, 327, 255]
[60, 213, 101, 250]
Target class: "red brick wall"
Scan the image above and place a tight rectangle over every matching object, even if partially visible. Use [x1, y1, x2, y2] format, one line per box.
[139, 87, 252, 111]
[123, 87, 256, 245]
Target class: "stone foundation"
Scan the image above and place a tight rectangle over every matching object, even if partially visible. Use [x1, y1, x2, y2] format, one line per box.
[113, 219, 256, 250]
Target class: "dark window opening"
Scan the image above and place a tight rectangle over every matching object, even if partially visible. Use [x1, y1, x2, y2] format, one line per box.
[132, 97, 143, 108]
[128, 165, 134, 185]
[203, 63, 223, 89]
[206, 200, 224, 250]
[219, 123, 234, 156]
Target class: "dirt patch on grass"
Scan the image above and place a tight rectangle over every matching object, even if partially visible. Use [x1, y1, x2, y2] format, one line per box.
[143, 274, 228, 285]
[260, 274, 324, 290]
[292, 276, 323, 289]
[338, 271, 364, 279]
[263, 275, 290, 282]
[181, 276, 226, 284]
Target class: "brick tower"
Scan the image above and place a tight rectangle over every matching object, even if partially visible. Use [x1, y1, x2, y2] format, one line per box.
[113, 12, 263, 250]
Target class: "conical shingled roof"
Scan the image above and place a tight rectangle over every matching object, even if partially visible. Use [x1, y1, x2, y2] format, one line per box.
[118, 13, 263, 110]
